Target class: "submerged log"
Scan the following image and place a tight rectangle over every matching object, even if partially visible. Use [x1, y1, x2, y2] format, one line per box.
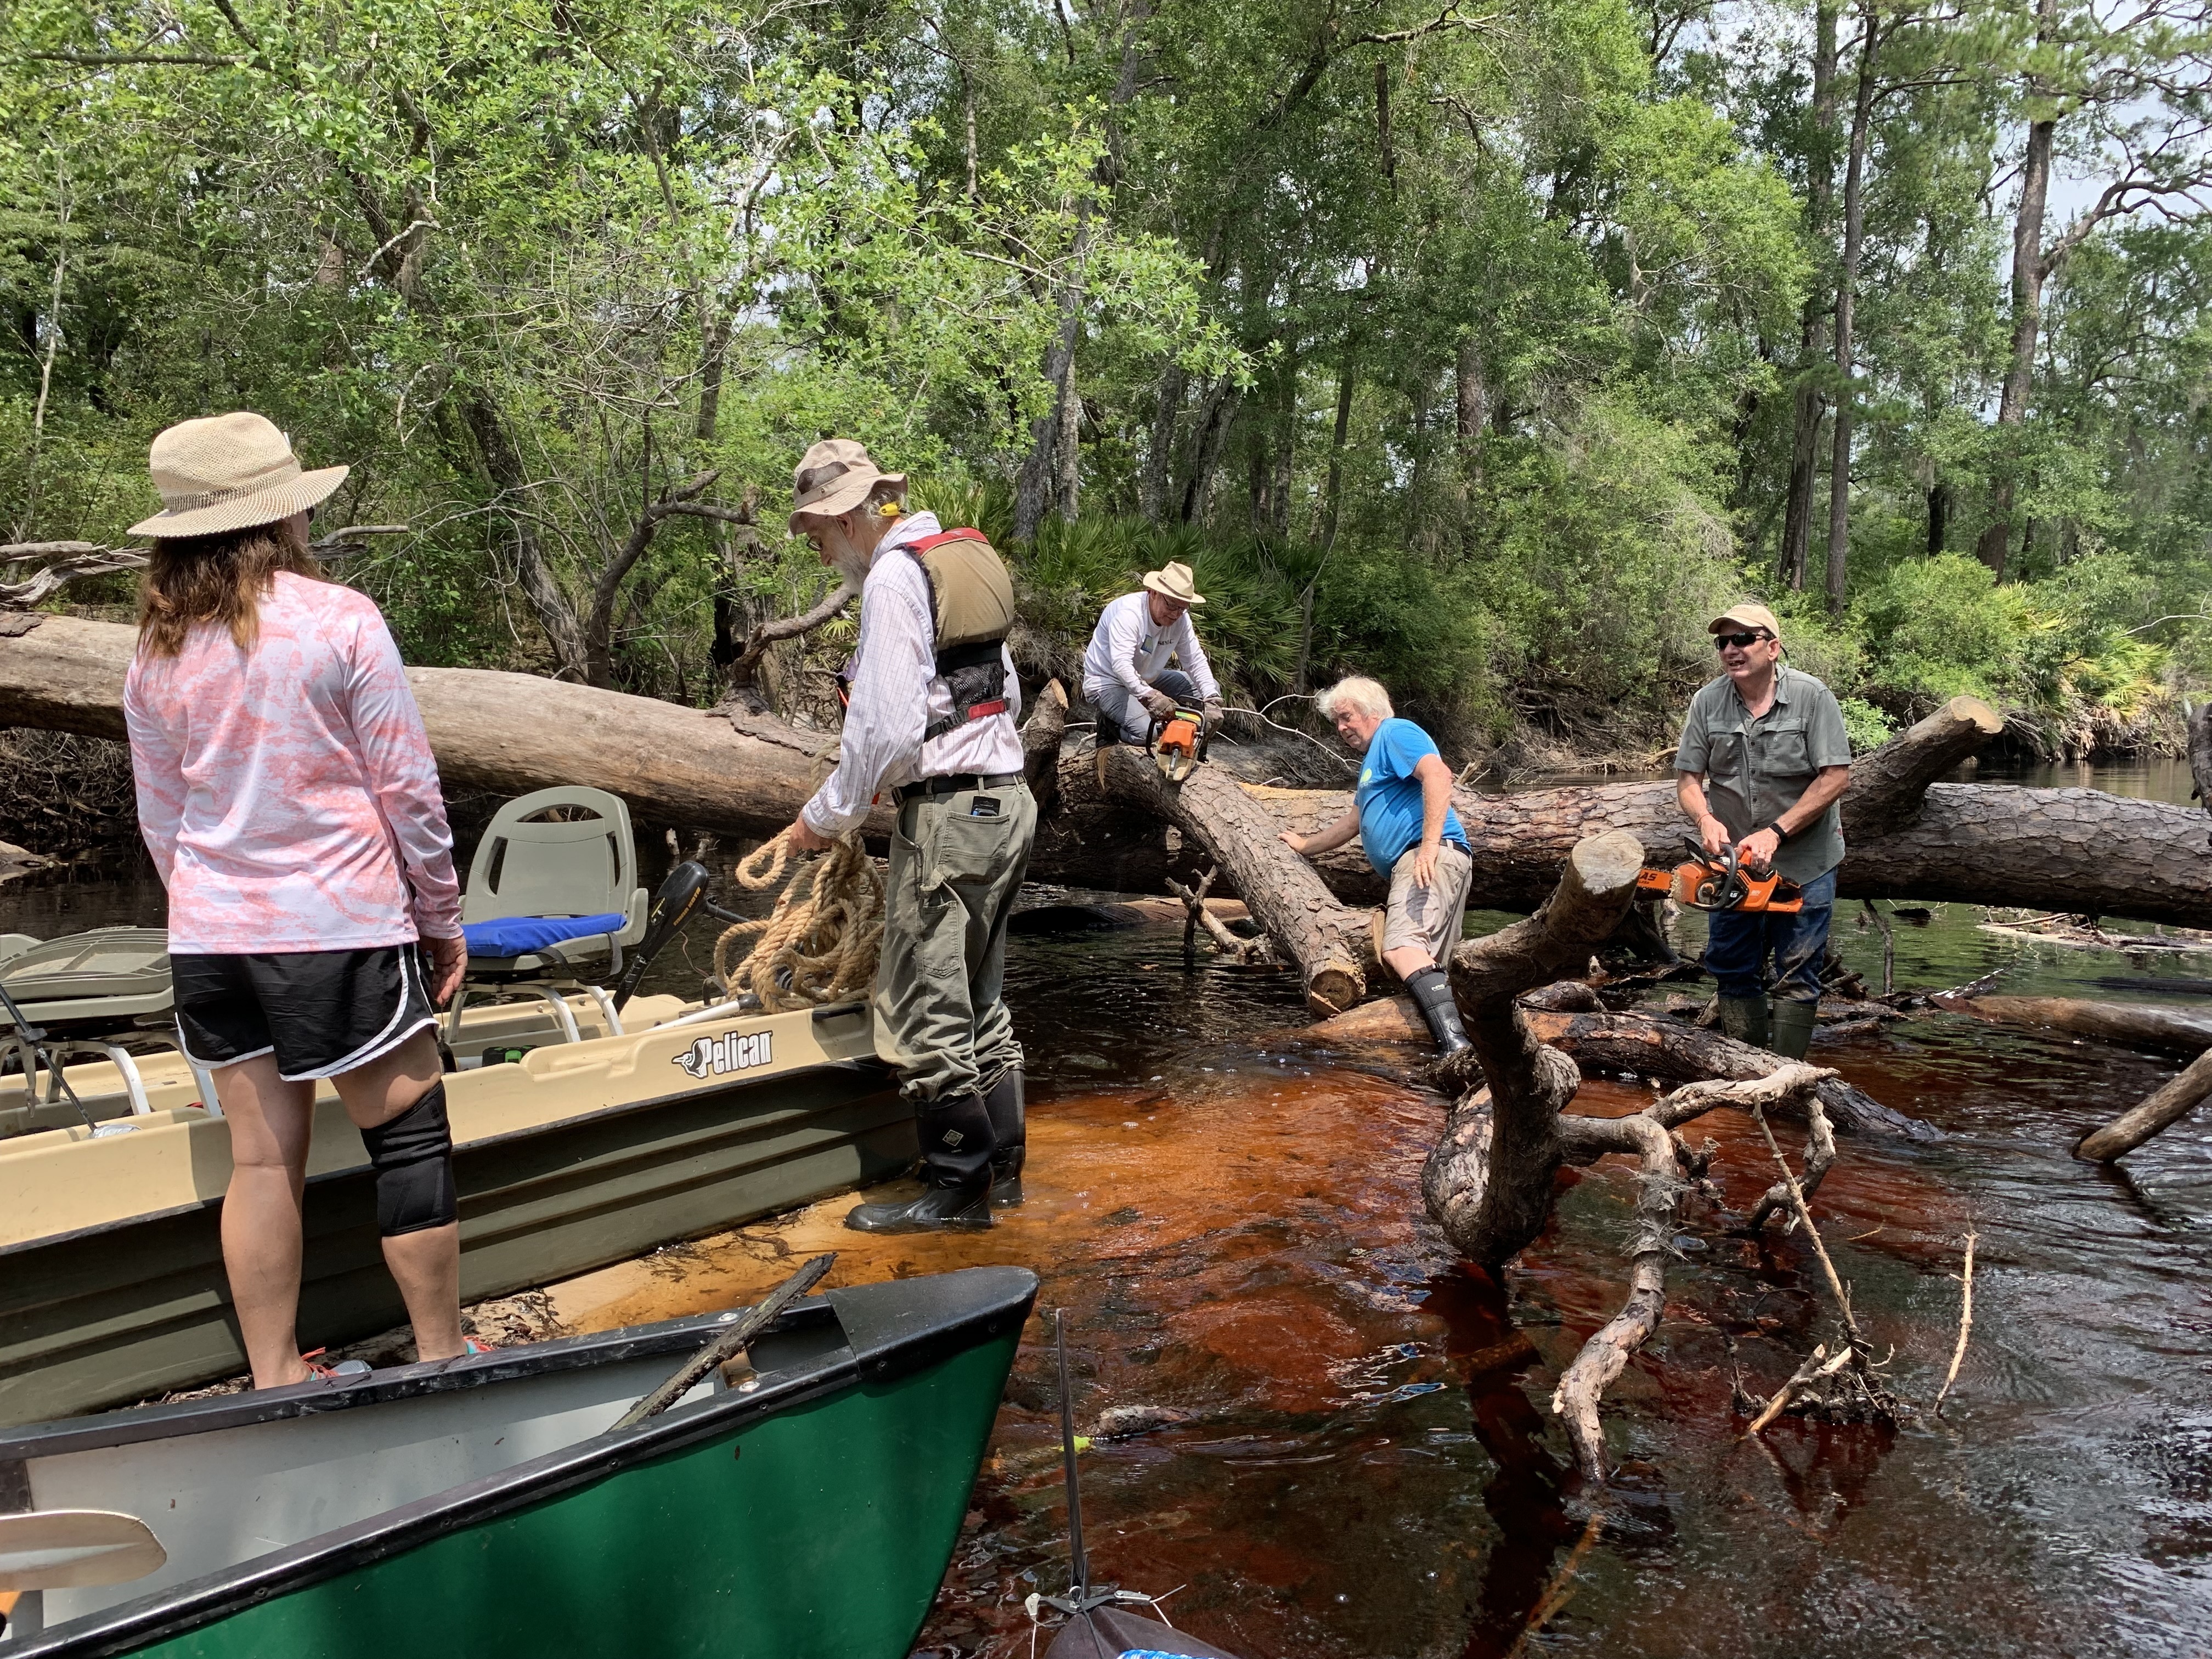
[1312, 996, 1931, 1139]
[2075, 1049, 2212, 1162]
[1942, 995, 2212, 1054]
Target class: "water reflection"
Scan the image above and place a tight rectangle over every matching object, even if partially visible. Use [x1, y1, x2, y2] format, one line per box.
[5, 767, 2209, 1658]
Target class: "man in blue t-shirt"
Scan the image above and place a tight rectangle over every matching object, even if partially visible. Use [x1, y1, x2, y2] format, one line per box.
[1279, 676, 1474, 1057]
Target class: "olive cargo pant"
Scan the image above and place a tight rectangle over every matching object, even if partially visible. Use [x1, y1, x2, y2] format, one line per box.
[873, 779, 1039, 1107]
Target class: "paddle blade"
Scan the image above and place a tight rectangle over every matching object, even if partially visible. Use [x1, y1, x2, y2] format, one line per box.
[0, 1510, 166, 1591]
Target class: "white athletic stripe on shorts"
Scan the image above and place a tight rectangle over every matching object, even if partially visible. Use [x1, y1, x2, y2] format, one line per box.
[280, 948, 436, 1082]
[174, 1025, 274, 1073]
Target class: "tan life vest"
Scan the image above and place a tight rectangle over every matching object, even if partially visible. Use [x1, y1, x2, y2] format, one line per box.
[902, 528, 1017, 741]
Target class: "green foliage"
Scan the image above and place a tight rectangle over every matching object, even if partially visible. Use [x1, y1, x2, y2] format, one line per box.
[2, 0, 2206, 759]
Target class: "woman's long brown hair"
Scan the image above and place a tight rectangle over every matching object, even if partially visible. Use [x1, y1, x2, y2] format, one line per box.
[136, 518, 320, 657]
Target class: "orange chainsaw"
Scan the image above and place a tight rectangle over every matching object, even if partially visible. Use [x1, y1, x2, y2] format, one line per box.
[1144, 706, 1211, 784]
[1637, 837, 1804, 913]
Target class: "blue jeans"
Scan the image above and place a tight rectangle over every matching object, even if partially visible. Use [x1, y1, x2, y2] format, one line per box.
[1092, 669, 1199, 744]
[1703, 867, 1836, 1003]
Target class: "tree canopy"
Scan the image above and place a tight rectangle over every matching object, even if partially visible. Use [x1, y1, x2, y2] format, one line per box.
[5, 0, 2209, 758]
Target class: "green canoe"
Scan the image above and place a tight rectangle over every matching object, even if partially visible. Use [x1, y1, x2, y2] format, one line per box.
[0, 1265, 1035, 1659]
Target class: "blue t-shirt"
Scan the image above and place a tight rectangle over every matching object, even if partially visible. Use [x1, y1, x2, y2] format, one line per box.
[1353, 718, 1468, 877]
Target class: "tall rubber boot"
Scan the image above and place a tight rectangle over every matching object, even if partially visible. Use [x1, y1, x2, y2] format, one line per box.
[984, 1068, 1025, 1208]
[1770, 999, 1818, 1061]
[1717, 994, 1770, 1052]
[1404, 966, 1473, 1058]
[845, 1087, 995, 1233]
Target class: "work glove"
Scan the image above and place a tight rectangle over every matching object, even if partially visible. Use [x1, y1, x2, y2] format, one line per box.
[1200, 699, 1224, 737]
[1142, 689, 1178, 721]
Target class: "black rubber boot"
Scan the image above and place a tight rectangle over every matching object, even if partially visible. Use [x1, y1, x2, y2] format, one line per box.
[845, 1087, 995, 1233]
[1404, 966, 1472, 1058]
[983, 1068, 1026, 1208]
[1770, 999, 1818, 1060]
[844, 1180, 993, 1233]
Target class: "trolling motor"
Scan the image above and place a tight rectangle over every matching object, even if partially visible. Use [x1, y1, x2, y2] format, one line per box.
[1636, 836, 1805, 915]
[1143, 706, 1211, 785]
[608, 860, 752, 1011]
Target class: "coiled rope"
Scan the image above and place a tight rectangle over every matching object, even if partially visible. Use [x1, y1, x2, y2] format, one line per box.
[712, 831, 885, 1011]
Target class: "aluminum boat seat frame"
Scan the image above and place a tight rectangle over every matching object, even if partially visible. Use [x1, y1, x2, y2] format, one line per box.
[0, 930, 219, 1122]
[449, 788, 650, 1048]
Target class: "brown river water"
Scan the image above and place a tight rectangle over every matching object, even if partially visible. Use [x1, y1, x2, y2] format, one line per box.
[5, 758, 2208, 1657]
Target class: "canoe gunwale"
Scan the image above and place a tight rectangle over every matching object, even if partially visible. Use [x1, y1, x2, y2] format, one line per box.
[4, 1266, 1039, 1659]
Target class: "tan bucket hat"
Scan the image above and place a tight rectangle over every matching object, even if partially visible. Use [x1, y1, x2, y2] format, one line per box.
[128, 413, 349, 539]
[1708, 601, 1781, 641]
[1141, 561, 1205, 607]
[787, 438, 907, 533]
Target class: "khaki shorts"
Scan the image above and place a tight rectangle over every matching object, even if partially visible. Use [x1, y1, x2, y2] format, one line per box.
[1379, 841, 1474, 963]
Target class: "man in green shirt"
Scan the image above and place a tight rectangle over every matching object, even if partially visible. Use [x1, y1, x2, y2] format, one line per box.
[1673, 602, 1853, 1059]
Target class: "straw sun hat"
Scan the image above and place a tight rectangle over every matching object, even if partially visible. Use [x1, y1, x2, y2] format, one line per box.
[1141, 561, 1205, 607]
[127, 412, 349, 539]
[787, 438, 907, 534]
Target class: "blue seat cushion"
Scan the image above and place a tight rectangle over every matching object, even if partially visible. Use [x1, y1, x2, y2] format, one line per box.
[461, 913, 627, 960]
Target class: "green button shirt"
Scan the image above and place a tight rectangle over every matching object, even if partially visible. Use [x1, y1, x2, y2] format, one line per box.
[1673, 666, 1852, 884]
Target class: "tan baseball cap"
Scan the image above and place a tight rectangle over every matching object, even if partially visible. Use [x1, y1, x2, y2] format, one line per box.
[787, 438, 906, 533]
[1708, 602, 1781, 641]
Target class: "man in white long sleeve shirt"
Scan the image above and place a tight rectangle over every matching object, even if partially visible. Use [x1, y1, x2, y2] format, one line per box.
[1081, 562, 1224, 751]
[780, 440, 1038, 1234]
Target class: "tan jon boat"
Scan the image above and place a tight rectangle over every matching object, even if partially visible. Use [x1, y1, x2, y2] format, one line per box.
[1, 991, 910, 1427]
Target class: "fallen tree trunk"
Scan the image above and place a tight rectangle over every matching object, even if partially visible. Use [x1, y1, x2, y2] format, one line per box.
[1095, 743, 1369, 1015]
[1312, 996, 1931, 1139]
[2076, 1048, 2212, 1162]
[8, 616, 2210, 958]
[1940, 995, 2212, 1054]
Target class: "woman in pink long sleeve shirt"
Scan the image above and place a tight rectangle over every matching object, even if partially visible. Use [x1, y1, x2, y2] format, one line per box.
[123, 411, 472, 1389]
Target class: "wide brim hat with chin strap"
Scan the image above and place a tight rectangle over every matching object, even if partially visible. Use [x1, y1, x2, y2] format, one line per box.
[1141, 560, 1205, 606]
[127, 412, 350, 539]
[787, 438, 907, 533]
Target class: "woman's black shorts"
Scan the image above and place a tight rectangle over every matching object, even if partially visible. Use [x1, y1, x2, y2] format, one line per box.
[173, 946, 436, 1081]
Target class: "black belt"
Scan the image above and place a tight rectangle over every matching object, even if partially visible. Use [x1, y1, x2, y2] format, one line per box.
[894, 771, 1024, 805]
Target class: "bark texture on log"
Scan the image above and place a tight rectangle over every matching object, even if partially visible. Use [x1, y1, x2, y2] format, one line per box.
[1425, 832, 1644, 1267]
[2076, 1048, 2212, 1162]
[8, 616, 2208, 927]
[1096, 744, 1370, 1014]
[1943, 995, 2212, 1055]
[1312, 997, 1930, 1139]
[1843, 696, 2002, 838]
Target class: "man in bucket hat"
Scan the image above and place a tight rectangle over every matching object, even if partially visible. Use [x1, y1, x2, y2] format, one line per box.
[777, 439, 1038, 1233]
[1080, 560, 1224, 763]
[1673, 601, 1853, 1060]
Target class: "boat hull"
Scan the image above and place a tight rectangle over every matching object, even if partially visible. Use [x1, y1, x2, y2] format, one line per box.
[3, 1267, 1036, 1659]
[2, 1008, 914, 1425]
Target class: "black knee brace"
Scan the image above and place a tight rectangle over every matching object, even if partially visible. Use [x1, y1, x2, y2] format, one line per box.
[359, 1079, 458, 1236]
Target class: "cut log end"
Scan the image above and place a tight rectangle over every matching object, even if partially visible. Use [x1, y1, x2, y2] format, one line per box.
[1945, 694, 2004, 735]
[1566, 828, 1647, 900]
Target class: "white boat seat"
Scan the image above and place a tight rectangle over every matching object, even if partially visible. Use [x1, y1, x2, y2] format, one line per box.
[0, 929, 218, 1122]
[449, 787, 648, 1045]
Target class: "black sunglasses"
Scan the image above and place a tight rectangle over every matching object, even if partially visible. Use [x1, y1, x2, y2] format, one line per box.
[1713, 630, 1771, 651]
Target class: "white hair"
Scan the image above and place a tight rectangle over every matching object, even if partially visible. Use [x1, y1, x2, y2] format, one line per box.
[1317, 675, 1393, 721]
